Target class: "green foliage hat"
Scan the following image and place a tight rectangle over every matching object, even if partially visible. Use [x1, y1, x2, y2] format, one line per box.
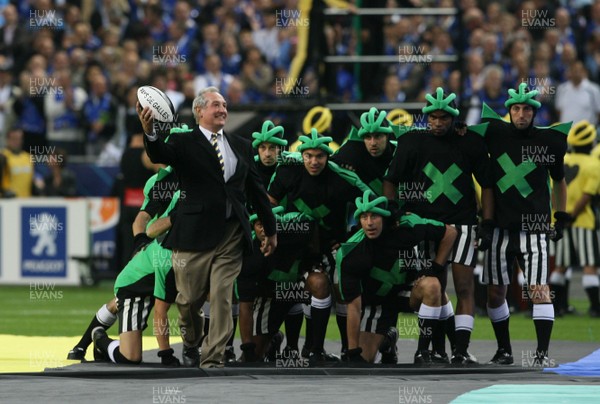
[251, 120, 288, 148]
[357, 107, 394, 137]
[504, 82, 541, 109]
[297, 128, 334, 155]
[353, 189, 391, 220]
[422, 87, 459, 117]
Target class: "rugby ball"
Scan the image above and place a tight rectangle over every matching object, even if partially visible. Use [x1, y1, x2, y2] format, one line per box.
[137, 85, 176, 122]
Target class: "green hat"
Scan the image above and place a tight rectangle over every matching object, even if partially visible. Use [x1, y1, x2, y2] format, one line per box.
[297, 128, 334, 155]
[357, 107, 394, 137]
[504, 82, 541, 109]
[353, 190, 391, 220]
[251, 120, 288, 148]
[249, 206, 285, 224]
[422, 87, 459, 117]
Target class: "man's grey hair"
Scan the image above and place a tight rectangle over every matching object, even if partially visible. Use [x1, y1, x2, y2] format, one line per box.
[482, 64, 504, 81]
[192, 86, 220, 122]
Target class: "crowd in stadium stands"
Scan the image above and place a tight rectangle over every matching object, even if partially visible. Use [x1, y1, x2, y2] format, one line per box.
[0, 1, 599, 171]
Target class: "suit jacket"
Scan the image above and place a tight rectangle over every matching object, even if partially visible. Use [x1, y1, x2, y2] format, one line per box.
[144, 126, 276, 252]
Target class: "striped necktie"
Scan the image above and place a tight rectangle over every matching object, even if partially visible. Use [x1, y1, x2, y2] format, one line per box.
[210, 133, 225, 174]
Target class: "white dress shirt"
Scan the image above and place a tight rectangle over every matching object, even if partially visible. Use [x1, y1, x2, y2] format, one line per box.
[198, 126, 237, 182]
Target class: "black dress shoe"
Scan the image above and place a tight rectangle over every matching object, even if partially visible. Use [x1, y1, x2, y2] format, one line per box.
[182, 345, 200, 367]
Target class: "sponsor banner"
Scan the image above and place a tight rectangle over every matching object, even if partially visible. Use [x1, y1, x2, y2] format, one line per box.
[21, 207, 67, 277]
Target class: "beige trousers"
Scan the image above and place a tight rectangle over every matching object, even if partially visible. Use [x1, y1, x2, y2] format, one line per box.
[173, 221, 244, 368]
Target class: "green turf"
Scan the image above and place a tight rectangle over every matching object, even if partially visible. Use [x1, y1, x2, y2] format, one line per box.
[1, 283, 599, 341]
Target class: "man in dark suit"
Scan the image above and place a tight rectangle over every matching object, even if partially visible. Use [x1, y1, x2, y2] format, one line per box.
[138, 86, 277, 368]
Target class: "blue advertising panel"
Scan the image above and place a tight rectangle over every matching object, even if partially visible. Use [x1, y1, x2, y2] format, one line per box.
[21, 207, 67, 277]
[89, 198, 119, 276]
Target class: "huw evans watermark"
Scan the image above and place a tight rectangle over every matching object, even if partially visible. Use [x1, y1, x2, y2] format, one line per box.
[276, 9, 309, 27]
[29, 282, 63, 301]
[152, 45, 187, 65]
[29, 77, 63, 97]
[275, 349, 310, 367]
[29, 9, 63, 29]
[29, 146, 64, 165]
[275, 282, 310, 302]
[398, 45, 432, 64]
[152, 386, 186, 403]
[521, 10, 556, 28]
[398, 182, 433, 203]
[521, 145, 556, 166]
[275, 77, 310, 97]
[398, 386, 432, 403]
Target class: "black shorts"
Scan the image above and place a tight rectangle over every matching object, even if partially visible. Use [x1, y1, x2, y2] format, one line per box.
[253, 297, 299, 336]
[360, 303, 398, 334]
[115, 294, 154, 333]
[555, 227, 600, 267]
[236, 275, 258, 303]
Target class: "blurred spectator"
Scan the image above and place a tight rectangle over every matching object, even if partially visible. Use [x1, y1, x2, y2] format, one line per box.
[448, 69, 462, 107]
[40, 148, 77, 197]
[554, 42, 579, 81]
[431, 30, 455, 56]
[172, 0, 198, 40]
[380, 73, 405, 102]
[68, 48, 89, 89]
[220, 34, 242, 75]
[585, 29, 600, 83]
[50, 50, 71, 74]
[505, 53, 530, 89]
[240, 46, 273, 102]
[176, 80, 197, 127]
[482, 33, 502, 65]
[143, 3, 169, 44]
[555, 61, 600, 125]
[395, 43, 426, 101]
[485, 2, 504, 35]
[89, 0, 130, 36]
[0, 57, 19, 143]
[13, 69, 47, 152]
[466, 64, 506, 125]
[463, 52, 485, 100]
[193, 54, 234, 97]
[44, 68, 87, 156]
[1, 127, 36, 197]
[71, 21, 102, 53]
[226, 77, 249, 106]
[466, 27, 485, 54]
[0, 4, 29, 73]
[165, 21, 198, 68]
[530, 60, 557, 126]
[112, 50, 140, 101]
[82, 74, 117, 156]
[555, 7, 577, 47]
[151, 69, 184, 111]
[115, 85, 143, 150]
[195, 23, 222, 73]
[252, 8, 279, 64]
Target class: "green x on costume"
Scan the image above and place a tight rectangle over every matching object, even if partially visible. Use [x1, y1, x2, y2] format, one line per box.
[237, 209, 317, 301]
[336, 213, 446, 306]
[268, 151, 370, 248]
[384, 123, 491, 225]
[481, 103, 570, 230]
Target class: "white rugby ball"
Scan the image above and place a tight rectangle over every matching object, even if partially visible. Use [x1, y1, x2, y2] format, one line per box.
[137, 85, 176, 122]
